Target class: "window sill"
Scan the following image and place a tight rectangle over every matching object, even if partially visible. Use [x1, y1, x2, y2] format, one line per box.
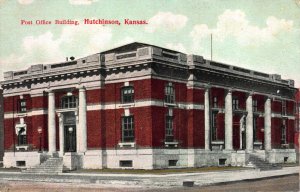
[16, 145, 29, 151]
[282, 114, 289, 118]
[56, 108, 77, 113]
[164, 103, 176, 107]
[118, 142, 135, 148]
[164, 141, 178, 147]
[16, 113, 27, 117]
[211, 141, 224, 150]
[212, 107, 225, 113]
[281, 144, 289, 149]
[233, 109, 246, 113]
[119, 103, 135, 108]
[211, 140, 225, 145]
[254, 141, 263, 149]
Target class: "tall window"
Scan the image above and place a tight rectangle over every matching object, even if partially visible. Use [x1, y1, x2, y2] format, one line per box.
[213, 96, 218, 108]
[18, 127, 27, 145]
[121, 86, 134, 103]
[281, 120, 287, 144]
[165, 83, 175, 104]
[232, 98, 239, 110]
[19, 99, 27, 113]
[253, 117, 257, 142]
[282, 100, 287, 116]
[212, 112, 217, 140]
[165, 115, 174, 142]
[253, 99, 258, 112]
[61, 96, 77, 108]
[122, 116, 134, 142]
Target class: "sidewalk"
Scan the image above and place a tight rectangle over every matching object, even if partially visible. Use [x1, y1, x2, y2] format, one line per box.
[0, 166, 298, 189]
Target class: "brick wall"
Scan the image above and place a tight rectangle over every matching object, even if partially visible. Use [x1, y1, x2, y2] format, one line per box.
[0, 90, 3, 160]
[256, 117, 264, 142]
[216, 113, 225, 140]
[272, 100, 282, 114]
[232, 114, 240, 150]
[87, 110, 102, 148]
[271, 118, 282, 149]
[2, 78, 296, 151]
[211, 88, 225, 108]
[151, 106, 167, 147]
[187, 109, 204, 148]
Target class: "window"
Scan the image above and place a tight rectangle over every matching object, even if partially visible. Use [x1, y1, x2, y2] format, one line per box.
[120, 160, 133, 167]
[253, 99, 258, 112]
[212, 112, 217, 141]
[232, 98, 239, 110]
[213, 96, 218, 108]
[17, 127, 27, 145]
[219, 158, 226, 166]
[168, 160, 178, 166]
[61, 95, 77, 109]
[253, 117, 257, 142]
[121, 86, 134, 103]
[282, 100, 287, 116]
[165, 115, 174, 142]
[281, 120, 287, 144]
[122, 116, 134, 142]
[165, 83, 175, 104]
[16, 161, 26, 167]
[19, 99, 27, 113]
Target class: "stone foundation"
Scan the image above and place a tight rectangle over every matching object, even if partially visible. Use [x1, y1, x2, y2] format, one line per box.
[266, 149, 297, 164]
[3, 148, 297, 169]
[3, 151, 48, 168]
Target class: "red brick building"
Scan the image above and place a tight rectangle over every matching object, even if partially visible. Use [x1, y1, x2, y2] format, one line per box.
[0, 42, 297, 169]
[295, 89, 300, 160]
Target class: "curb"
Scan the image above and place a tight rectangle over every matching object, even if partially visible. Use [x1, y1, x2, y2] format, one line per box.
[200, 173, 299, 187]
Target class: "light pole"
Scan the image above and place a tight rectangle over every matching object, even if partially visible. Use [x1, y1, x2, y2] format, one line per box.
[37, 127, 42, 152]
[68, 127, 73, 152]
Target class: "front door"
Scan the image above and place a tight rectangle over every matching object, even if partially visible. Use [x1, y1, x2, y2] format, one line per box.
[64, 125, 76, 152]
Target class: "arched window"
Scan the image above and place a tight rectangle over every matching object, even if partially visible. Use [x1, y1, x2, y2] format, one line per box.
[61, 95, 77, 109]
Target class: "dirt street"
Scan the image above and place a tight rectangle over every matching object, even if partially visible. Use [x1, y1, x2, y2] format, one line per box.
[0, 175, 298, 192]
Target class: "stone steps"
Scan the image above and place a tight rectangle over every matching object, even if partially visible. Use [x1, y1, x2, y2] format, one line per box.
[22, 157, 63, 174]
[248, 154, 282, 171]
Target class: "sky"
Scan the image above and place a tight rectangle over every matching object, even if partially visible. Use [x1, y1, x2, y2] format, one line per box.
[0, 0, 299, 87]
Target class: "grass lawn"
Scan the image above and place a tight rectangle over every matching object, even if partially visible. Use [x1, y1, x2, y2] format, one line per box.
[68, 166, 250, 174]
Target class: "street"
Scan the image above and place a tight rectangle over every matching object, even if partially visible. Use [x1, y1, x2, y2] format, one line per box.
[0, 174, 298, 192]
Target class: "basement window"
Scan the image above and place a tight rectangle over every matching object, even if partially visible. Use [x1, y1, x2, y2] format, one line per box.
[219, 158, 226, 166]
[16, 161, 26, 167]
[284, 157, 288, 163]
[120, 160, 133, 167]
[168, 160, 178, 167]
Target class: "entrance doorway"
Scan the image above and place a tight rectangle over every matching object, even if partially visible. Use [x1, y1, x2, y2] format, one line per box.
[64, 125, 76, 152]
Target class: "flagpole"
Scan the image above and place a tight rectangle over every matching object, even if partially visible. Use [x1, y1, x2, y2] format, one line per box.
[210, 33, 213, 61]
